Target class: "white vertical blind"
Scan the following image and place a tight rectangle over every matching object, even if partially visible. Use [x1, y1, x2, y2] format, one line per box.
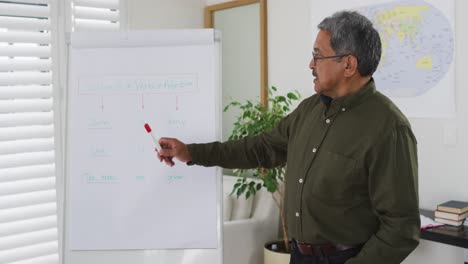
[71, 0, 120, 31]
[0, 0, 59, 263]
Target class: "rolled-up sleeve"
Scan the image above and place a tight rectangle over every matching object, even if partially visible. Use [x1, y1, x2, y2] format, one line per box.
[347, 125, 420, 264]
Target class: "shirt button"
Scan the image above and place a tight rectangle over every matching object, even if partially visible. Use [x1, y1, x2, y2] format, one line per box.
[341, 107, 346, 112]
[299, 178, 303, 183]
[325, 119, 330, 124]
[295, 212, 300, 217]
[312, 148, 317, 153]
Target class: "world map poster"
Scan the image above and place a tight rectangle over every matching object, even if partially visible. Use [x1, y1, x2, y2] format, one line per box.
[310, 0, 455, 117]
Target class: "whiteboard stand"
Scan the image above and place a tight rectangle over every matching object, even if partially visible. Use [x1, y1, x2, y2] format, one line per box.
[64, 29, 223, 264]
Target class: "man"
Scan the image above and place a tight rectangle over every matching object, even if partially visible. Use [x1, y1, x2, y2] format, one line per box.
[158, 11, 420, 264]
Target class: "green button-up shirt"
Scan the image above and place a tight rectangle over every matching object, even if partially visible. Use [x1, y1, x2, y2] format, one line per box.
[188, 79, 420, 263]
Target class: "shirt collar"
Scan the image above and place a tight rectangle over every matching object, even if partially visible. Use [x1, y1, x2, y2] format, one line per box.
[330, 78, 376, 111]
[319, 94, 333, 107]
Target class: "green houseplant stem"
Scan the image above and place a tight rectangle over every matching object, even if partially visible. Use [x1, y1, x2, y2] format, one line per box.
[224, 86, 301, 253]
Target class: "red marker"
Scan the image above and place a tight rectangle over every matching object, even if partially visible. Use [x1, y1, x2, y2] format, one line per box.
[144, 123, 162, 152]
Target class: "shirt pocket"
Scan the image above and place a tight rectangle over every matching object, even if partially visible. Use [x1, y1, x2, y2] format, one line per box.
[310, 151, 358, 202]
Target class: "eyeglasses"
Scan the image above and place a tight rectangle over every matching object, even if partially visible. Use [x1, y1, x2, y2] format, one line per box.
[312, 52, 351, 63]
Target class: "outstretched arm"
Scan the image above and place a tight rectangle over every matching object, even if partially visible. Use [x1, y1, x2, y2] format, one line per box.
[157, 112, 294, 169]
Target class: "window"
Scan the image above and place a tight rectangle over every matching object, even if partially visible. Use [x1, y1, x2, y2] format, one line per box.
[71, 0, 121, 31]
[0, 0, 59, 263]
[0, 0, 123, 263]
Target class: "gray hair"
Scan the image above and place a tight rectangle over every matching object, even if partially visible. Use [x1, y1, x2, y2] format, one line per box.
[318, 11, 382, 76]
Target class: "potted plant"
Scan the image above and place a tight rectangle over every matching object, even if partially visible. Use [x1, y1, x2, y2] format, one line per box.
[224, 86, 301, 261]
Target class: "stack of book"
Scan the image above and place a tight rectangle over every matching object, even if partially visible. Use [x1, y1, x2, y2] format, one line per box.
[434, 200, 468, 228]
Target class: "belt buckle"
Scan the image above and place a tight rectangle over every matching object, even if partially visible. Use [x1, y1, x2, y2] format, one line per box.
[296, 240, 323, 257]
[312, 245, 324, 257]
[335, 244, 352, 251]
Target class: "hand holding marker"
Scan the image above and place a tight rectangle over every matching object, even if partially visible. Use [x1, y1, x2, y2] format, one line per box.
[144, 123, 173, 166]
[144, 123, 162, 152]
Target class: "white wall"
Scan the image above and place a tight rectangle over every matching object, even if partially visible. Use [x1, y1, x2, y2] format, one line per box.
[267, 0, 313, 100]
[127, 0, 205, 29]
[129, 0, 468, 263]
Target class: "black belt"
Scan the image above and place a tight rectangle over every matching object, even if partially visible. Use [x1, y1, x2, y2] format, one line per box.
[293, 240, 362, 257]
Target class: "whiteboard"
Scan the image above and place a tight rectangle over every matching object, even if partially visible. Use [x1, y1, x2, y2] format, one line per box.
[64, 30, 222, 264]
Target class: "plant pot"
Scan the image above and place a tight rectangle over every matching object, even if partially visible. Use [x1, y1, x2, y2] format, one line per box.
[264, 240, 291, 264]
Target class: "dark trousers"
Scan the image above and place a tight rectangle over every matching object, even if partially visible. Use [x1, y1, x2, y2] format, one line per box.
[289, 240, 360, 264]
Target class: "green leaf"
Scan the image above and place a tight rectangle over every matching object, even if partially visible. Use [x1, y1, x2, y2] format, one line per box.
[240, 184, 247, 193]
[226, 85, 301, 198]
[246, 191, 251, 200]
[287, 92, 298, 100]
